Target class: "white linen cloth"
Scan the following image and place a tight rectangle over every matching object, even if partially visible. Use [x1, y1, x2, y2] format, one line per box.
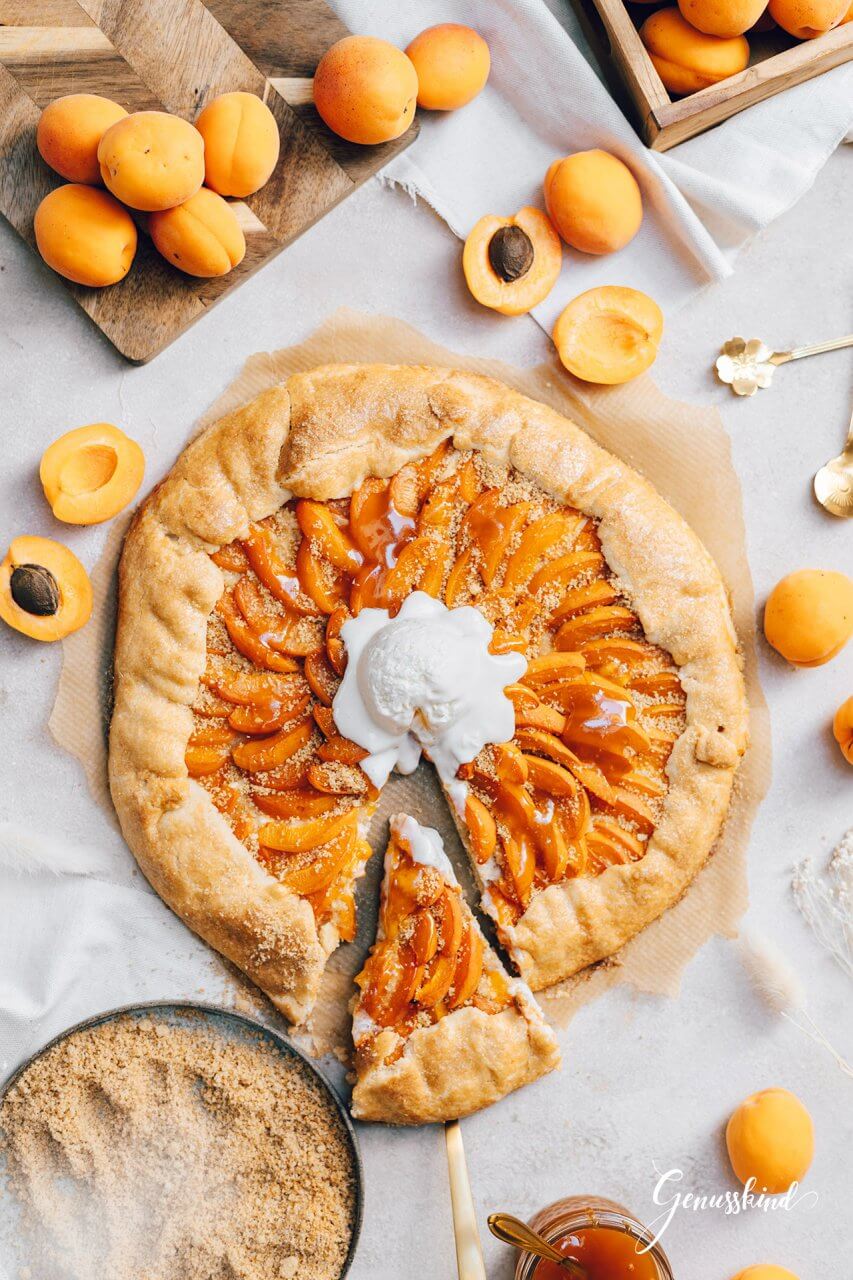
[334, 0, 853, 325]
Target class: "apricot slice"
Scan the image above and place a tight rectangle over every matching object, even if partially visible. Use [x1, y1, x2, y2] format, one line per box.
[545, 150, 643, 256]
[832, 697, 853, 765]
[465, 793, 497, 863]
[313, 35, 418, 146]
[726, 1088, 814, 1193]
[231, 718, 313, 773]
[97, 111, 204, 211]
[554, 286, 664, 385]
[40, 422, 144, 525]
[150, 186, 246, 278]
[405, 24, 490, 111]
[34, 184, 137, 288]
[194, 92, 280, 198]
[0, 535, 92, 642]
[764, 569, 853, 666]
[448, 923, 484, 1009]
[37, 94, 128, 184]
[259, 809, 357, 854]
[640, 9, 750, 95]
[463, 207, 561, 316]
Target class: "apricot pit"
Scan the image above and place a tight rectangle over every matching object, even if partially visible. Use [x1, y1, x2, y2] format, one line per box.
[553, 286, 663, 384]
[0, 536, 92, 642]
[463, 207, 561, 315]
[40, 422, 145, 525]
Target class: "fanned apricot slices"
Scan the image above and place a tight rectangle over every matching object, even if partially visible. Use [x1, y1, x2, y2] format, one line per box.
[350, 814, 560, 1124]
[463, 207, 561, 315]
[553, 286, 664, 384]
[0, 535, 92, 641]
[40, 422, 145, 525]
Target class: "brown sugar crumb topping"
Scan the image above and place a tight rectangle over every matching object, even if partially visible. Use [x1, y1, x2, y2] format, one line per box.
[190, 441, 686, 942]
[0, 1014, 357, 1280]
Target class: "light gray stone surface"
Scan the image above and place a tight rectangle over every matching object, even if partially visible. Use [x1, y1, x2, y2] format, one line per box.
[0, 145, 850, 1279]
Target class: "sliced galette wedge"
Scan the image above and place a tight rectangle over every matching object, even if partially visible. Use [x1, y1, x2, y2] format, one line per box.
[350, 814, 560, 1125]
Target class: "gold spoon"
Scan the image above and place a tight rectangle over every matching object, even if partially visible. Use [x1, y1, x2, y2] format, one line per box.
[487, 1212, 589, 1278]
[814, 402, 853, 518]
[715, 334, 853, 397]
[445, 1120, 487, 1280]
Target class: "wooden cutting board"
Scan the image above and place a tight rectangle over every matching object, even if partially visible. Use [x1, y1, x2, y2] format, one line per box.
[0, 0, 418, 363]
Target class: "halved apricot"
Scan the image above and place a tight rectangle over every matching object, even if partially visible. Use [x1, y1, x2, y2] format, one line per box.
[463, 207, 562, 316]
[0, 535, 92, 642]
[40, 422, 144, 525]
[554, 286, 664, 385]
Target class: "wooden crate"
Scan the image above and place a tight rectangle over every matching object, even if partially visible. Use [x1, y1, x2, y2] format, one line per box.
[576, 0, 853, 149]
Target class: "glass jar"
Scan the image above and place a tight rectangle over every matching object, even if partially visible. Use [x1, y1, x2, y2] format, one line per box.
[513, 1195, 674, 1280]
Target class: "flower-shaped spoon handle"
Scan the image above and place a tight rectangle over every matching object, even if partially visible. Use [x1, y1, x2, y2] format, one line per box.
[716, 333, 853, 396]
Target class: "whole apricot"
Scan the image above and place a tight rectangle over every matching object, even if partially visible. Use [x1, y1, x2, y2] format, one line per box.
[463, 207, 562, 315]
[313, 35, 418, 145]
[34, 184, 137, 288]
[678, 0, 768, 35]
[150, 187, 246, 278]
[405, 24, 490, 110]
[843, 0, 853, 20]
[195, 92, 280, 198]
[832, 696, 853, 765]
[726, 1089, 814, 1194]
[40, 422, 145, 525]
[37, 94, 127, 185]
[553, 286, 663, 385]
[764, 569, 853, 666]
[544, 150, 643, 256]
[768, 0, 848, 34]
[0, 535, 92, 643]
[97, 110, 204, 211]
[731, 1269, 799, 1280]
[640, 9, 750, 94]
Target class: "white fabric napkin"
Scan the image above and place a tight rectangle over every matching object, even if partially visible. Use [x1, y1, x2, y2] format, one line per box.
[333, 0, 853, 324]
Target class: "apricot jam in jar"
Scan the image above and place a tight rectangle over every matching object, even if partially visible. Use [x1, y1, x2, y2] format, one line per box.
[513, 1197, 673, 1280]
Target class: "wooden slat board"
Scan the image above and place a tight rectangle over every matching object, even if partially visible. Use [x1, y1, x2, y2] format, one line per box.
[0, 0, 418, 362]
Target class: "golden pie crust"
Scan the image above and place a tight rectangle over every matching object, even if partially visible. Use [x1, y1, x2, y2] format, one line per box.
[109, 364, 748, 1028]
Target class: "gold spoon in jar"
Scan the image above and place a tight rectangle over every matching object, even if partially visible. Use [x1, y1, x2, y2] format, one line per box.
[715, 334, 853, 397]
[814, 402, 853, 518]
[488, 1212, 589, 1278]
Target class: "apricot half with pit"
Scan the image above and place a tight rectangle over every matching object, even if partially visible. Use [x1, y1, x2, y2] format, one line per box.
[640, 8, 750, 94]
[545, 150, 643, 256]
[463, 208, 561, 315]
[40, 422, 145, 525]
[832, 696, 853, 765]
[313, 35, 418, 145]
[405, 24, 490, 110]
[150, 187, 246, 278]
[726, 1088, 814, 1194]
[553, 286, 663, 384]
[34, 184, 137, 288]
[0, 536, 93, 642]
[195, 92, 280, 198]
[37, 93, 128, 185]
[97, 110, 204, 211]
[763, 569, 853, 666]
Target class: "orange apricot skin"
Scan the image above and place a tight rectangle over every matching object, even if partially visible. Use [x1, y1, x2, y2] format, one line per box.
[97, 111, 204, 211]
[313, 36, 418, 145]
[768, 0, 848, 33]
[0, 536, 93, 642]
[195, 92, 280, 197]
[40, 423, 145, 526]
[832, 697, 853, 765]
[730, 1269, 800, 1280]
[553, 286, 663, 385]
[640, 9, 749, 94]
[544, 150, 642, 256]
[34, 185, 137, 288]
[678, 0, 768, 35]
[764, 569, 853, 666]
[37, 94, 128, 185]
[405, 24, 490, 110]
[463, 207, 562, 316]
[149, 187, 246, 278]
[725, 1088, 814, 1194]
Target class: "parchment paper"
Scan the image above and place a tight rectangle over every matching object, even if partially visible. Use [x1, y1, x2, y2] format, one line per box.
[50, 309, 771, 1056]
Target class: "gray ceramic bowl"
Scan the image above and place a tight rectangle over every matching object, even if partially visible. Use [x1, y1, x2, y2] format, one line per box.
[0, 1000, 363, 1279]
